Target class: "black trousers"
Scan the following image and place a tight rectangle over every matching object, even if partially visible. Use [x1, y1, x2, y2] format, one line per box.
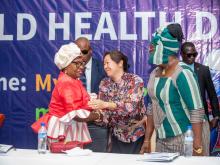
[111, 135, 144, 154]
[85, 124, 108, 152]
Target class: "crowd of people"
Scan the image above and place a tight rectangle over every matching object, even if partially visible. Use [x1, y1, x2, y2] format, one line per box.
[31, 23, 219, 156]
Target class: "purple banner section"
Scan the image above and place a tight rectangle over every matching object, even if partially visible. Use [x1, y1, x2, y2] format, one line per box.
[0, 0, 219, 148]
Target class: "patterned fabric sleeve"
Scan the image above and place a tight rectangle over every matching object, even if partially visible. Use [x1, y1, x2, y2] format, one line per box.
[97, 80, 111, 126]
[98, 76, 146, 123]
[176, 69, 204, 123]
[114, 76, 145, 116]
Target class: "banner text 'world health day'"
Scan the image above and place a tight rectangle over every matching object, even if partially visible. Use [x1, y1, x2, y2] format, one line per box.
[0, 11, 218, 41]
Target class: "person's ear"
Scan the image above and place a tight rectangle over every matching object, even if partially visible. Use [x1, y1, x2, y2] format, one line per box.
[64, 68, 68, 74]
[89, 47, 92, 55]
[119, 60, 123, 68]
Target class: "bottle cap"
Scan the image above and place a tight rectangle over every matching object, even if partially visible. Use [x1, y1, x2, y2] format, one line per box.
[187, 125, 192, 130]
[40, 122, 45, 126]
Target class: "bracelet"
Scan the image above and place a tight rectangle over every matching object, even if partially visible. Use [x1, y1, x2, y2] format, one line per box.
[144, 140, 151, 143]
[94, 112, 101, 122]
[193, 146, 203, 154]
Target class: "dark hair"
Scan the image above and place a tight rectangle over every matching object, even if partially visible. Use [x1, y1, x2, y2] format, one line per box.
[103, 50, 130, 72]
[181, 42, 196, 53]
[167, 23, 184, 42]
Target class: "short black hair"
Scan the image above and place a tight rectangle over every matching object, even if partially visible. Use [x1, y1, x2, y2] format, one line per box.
[167, 23, 184, 42]
[181, 42, 196, 53]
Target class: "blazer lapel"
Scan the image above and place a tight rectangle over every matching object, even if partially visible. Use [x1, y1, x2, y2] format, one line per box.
[194, 62, 203, 86]
[194, 62, 200, 76]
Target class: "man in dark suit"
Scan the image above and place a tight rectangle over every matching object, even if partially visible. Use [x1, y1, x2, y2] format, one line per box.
[75, 37, 108, 152]
[181, 42, 220, 127]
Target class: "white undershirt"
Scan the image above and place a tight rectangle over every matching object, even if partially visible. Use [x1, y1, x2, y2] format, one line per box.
[85, 57, 92, 93]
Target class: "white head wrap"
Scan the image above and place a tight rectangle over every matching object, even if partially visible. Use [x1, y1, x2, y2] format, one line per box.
[54, 42, 81, 70]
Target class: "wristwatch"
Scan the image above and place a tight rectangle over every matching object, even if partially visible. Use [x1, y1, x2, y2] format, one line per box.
[94, 111, 102, 122]
[193, 146, 203, 154]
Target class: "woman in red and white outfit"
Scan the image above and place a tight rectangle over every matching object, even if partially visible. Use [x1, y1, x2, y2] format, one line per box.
[31, 42, 101, 146]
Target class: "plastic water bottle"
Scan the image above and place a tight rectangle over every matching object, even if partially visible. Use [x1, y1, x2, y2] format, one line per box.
[184, 125, 193, 156]
[38, 122, 47, 154]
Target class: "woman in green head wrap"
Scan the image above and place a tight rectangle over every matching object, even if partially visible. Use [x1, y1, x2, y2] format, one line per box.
[140, 23, 208, 156]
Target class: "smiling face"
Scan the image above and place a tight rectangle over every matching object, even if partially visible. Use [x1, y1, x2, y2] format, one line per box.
[64, 56, 85, 79]
[181, 45, 198, 65]
[103, 54, 123, 79]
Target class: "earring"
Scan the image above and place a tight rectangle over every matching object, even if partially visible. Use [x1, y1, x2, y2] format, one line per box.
[162, 69, 165, 76]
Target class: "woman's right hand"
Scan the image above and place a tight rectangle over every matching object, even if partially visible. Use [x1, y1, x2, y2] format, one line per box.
[139, 140, 151, 154]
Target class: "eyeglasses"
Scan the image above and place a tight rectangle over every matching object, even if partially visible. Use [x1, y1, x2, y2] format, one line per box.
[81, 49, 89, 55]
[186, 52, 198, 58]
[71, 61, 86, 68]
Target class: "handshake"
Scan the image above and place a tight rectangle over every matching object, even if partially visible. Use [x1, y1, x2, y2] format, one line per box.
[88, 93, 106, 110]
[88, 93, 104, 122]
[88, 93, 117, 111]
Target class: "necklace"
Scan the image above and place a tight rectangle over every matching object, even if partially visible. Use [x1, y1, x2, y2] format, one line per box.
[161, 58, 179, 76]
[162, 69, 166, 76]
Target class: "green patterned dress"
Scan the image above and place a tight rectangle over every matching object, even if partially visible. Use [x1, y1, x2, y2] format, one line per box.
[147, 62, 206, 154]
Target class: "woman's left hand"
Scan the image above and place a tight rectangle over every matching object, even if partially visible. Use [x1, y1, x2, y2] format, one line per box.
[193, 150, 203, 156]
[88, 99, 106, 110]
